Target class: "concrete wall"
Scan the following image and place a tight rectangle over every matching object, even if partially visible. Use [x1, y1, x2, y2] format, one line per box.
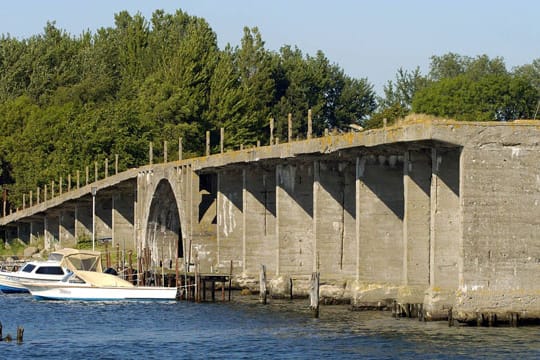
[112, 189, 135, 252]
[59, 209, 76, 248]
[276, 162, 314, 277]
[244, 166, 276, 276]
[44, 214, 59, 250]
[403, 150, 431, 289]
[217, 169, 243, 271]
[456, 143, 540, 321]
[357, 155, 404, 287]
[315, 160, 356, 278]
[30, 220, 44, 245]
[95, 194, 112, 242]
[75, 203, 92, 240]
[424, 148, 461, 318]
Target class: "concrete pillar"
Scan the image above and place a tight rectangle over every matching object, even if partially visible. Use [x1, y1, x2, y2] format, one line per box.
[30, 220, 44, 245]
[356, 154, 404, 303]
[425, 147, 461, 318]
[313, 160, 356, 277]
[430, 148, 461, 288]
[188, 168, 216, 271]
[403, 150, 431, 287]
[17, 222, 31, 243]
[217, 169, 243, 270]
[112, 190, 135, 252]
[75, 203, 92, 241]
[243, 166, 276, 275]
[44, 215, 59, 250]
[275, 162, 314, 276]
[95, 195, 112, 242]
[59, 209, 76, 248]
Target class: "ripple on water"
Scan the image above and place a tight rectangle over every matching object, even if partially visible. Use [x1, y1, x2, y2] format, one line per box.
[0, 294, 539, 359]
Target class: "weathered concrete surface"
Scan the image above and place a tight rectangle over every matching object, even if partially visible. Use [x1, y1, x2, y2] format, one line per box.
[352, 155, 404, 307]
[59, 209, 76, 248]
[244, 166, 276, 276]
[454, 132, 540, 323]
[2, 116, 540, 323]
[315, 160, 356, 278]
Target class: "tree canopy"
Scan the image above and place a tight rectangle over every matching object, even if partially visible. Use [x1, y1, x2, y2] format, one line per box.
[0, 9, 377, 209]
[367, 53, 539, 127]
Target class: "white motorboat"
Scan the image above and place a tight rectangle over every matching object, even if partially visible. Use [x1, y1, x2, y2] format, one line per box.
[0, 248, 102, 294]
[26, 270, 178, 301]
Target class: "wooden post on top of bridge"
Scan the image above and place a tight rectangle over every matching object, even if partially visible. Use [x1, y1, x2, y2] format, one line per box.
[307, 109, 313, 139]
[68, 174, 71, 191]
[288, 113, 293, 142]
[2, 188, 6, 216]
[94, 162, 98, 182]
[44, 185, 48, 202]
[206, 131, 210, 156]
[51, 181, 55, 198]
[86, 166, 89, 186]
[104, 158, 108, 178]
[220, 128, 224, 154]
[270, 118, 274, 145]
[178, 137, 183, 161]
[149, 142, 153, 165]
[77, 170, 80, 189]
[163, 141, 168, 163]
[115, 154, 119, 175]
[36, 187, 40, 204]
[29, 191, 33, 207]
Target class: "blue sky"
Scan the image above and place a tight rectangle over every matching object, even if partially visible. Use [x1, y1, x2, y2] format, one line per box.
[1, 0, 539, 95]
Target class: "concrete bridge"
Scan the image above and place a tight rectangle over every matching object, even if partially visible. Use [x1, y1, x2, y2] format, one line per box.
[1, 116, 539, 323]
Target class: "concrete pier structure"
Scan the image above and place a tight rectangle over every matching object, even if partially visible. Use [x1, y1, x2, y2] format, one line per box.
[1, 117, 539, 323]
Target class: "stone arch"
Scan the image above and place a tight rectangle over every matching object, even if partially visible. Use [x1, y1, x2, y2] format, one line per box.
[143, 179, 183, 270]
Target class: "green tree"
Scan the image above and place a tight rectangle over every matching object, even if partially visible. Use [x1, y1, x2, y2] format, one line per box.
[412, 73, 537, 121]
[227, 27, 275, 146]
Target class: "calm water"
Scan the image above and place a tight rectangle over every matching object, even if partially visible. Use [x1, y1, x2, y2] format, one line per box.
[0, 293, 538, 359]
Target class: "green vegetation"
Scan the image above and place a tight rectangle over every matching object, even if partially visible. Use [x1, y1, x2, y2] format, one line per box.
[367, 53, 539, 127]
[0, 10, 375, 209]
[0, 10, 539, 212]
[0, 238, 28, 257]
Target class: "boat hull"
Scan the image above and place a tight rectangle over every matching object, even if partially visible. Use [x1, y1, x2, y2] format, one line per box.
[28, 284, 178, 301]
[0, 280, 29, 293]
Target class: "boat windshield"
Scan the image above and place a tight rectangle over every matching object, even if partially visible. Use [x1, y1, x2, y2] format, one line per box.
[21, 264, 36, 273]
[35, 266, 65, 275]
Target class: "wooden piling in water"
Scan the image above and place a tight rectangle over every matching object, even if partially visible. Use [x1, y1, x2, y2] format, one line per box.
[259, 264, 267, 305]
[116, 244, 120, 273]
[228, 260, 233, 301]
[221, 280, 225, 302]
[509, 312, 520, 327]
[194, 262, 200, 303]
[289, 278, 293, 300]
[127, 250, 133, 283]
[476, 312, 484, 326]
[310, 272, 320, 318]
[17, 326, 23, 344]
